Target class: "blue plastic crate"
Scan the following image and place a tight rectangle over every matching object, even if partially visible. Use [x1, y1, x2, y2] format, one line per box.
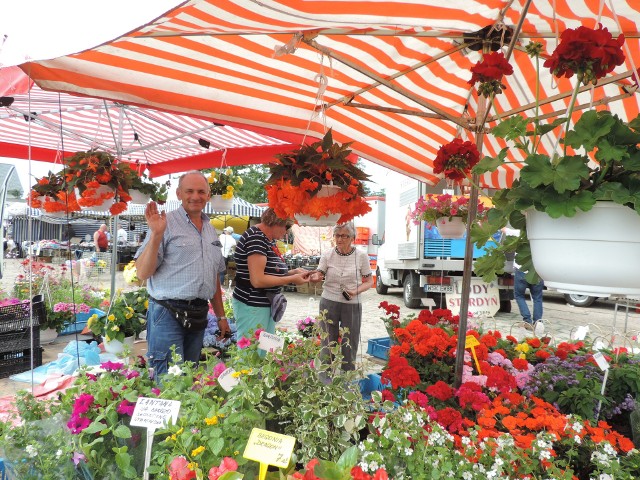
[367, 337, 391, 360]
[359, 373, 390, 399]
[59, 308, 105, 335]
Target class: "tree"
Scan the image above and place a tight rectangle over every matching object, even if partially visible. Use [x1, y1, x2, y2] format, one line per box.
[201, 165, 270, 204]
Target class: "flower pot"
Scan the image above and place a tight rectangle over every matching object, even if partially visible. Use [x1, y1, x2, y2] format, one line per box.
[128, 189, 150, 204]
[210, 195, 233, 212]
[526, 202, 640, 297]
[434, 217, 465, 239]
[38, 196, 72, 217]
[103, 336, 135, 355]
[76, 185, 115, 212]
[295, 213, 341, 227]
[40, 327, 58, 345]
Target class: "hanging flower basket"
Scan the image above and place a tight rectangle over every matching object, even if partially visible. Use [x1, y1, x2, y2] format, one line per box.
[210, 195, 234, 212]
[434, 217, 466, 239]
[76, 185, 116, 212]
[527, 202, 640, 297]
[127, 189, 150, 204]
[266, 129, 371, 223]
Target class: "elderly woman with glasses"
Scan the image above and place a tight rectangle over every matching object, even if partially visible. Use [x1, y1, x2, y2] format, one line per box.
[309, 223, 373, 371]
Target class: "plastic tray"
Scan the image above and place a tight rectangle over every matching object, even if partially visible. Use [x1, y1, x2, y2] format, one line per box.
[0, 328, 40, 355]
[0, 299, 44, 333]
[367, 337, 391, 360]
[59, 308, 105, 336]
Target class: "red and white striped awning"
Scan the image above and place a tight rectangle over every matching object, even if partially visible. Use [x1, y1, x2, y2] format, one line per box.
[17, 0, 640, 188]
[0, 66, 296, 177]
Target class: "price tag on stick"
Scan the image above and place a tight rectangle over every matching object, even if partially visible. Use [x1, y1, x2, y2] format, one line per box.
[593, 352, 610, 421]
[243, 428, 296, 480]
[465, 335, 482, 374]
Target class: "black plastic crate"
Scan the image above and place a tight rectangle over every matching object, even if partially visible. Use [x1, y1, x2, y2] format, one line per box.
[0, 296, 46, 333]
[0, 346, 43, 379]
[0, 328, 40, 355]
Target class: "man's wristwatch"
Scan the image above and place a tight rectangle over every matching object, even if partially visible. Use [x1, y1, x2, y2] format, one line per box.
[218, 316, 228, 322]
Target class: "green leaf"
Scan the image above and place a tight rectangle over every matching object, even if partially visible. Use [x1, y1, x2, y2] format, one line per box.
[208, 436, 225, 455]
[565, 110, 616, 151]
[519, 154, 555, 188]
[491, 116, 529, 141]
[594, 138, 631, 163]
[336, 445, 358, 469]
[541, 190, 596, 218]
[473, 249, 507, 282]
[218, 472, 244, 480]
[536, 117, 566, 136]
[113, 424, 132, 439]
[550, 155, 591, 193]
[621, 150, 640, 171]
[473, 149, 507, 175]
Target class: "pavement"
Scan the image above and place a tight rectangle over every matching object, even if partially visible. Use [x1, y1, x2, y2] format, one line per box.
[1, 256, 639, 397]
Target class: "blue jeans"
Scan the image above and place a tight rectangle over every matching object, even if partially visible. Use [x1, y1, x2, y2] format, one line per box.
[146, 299, 205, 382]
[514, 269, 544, 323]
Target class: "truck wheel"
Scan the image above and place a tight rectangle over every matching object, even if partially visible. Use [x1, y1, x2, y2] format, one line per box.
[499, 299, 512, 313]
[375, 268, 388, 294]
[564, 294, 596, 307]
[403, 272, 421, 309]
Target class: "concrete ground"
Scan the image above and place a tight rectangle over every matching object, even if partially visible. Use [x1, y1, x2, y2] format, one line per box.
[1, 256, 638, 397]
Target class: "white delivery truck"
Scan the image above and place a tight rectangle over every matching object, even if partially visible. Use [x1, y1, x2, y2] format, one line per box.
[373, 172, 513, 311]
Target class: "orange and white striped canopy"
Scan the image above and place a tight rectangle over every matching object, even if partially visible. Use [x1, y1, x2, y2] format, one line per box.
[19, 0, 640, 188]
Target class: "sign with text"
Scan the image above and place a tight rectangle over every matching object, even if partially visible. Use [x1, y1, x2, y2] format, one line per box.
[130, 397, 181, 429]
[447, 280, 500, 317]
[258, 331, 285, 353]
[243, 428, 296, 469]
[218, 367, 240, 392]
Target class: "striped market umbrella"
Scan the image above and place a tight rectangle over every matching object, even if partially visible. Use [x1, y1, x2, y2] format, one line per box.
[15, 0, 640, 188]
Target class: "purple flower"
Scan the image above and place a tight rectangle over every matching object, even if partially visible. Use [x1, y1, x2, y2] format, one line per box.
[72, 451, 86, 466]
[101, 360, 125, 371]
[72, 393, 95, 415]
[67, 414, 91, 434]
[117, 399, 136, 416]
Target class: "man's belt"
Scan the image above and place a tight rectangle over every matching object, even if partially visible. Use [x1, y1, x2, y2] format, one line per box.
[151, 297, 208, 308]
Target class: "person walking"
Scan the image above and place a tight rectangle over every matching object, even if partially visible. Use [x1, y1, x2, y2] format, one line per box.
[514, 266, 544, 332]
[219, 226, 237, 286]
[232, 208, 310, 340]
[93, 224, 109, 252]
[135, 171, 229, 381]
[309, 223, 373, 371]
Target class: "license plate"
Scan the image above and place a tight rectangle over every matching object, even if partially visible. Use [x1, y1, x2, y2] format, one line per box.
[425, 284, 454, 293]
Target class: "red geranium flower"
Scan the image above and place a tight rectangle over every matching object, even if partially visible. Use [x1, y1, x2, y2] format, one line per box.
[426, 381, 455, 402]
[468, 51, 514, 97]
[433, 138, 480, 183]
[544, 24, 625, 85]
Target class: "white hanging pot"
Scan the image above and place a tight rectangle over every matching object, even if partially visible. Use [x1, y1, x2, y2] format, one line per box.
[76, 185, 115, 212]
[128, 189, 151, 204]
[434, 217, 465, 239]
[40, 327, 59, 345]
[103, 336, 135, 355]
[210, 195, 233, 212]
[38, 196, 71, 218]
[526, 201, 640, 297]
[295, 213, 341, 227]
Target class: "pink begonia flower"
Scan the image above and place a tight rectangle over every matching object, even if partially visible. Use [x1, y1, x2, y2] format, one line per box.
[72, 393, 95, 415]
[72, 451, 86, 466]
[169, 455, 196, 480]
[117, 399, 136, 416]
[254, 328, 264, 339]
[237, 337, 251, 349]
[208, 457, 238, 480]
[67, 414, 91, 434]
[151, 387, 161, 396]
[212, 362, 227, 378]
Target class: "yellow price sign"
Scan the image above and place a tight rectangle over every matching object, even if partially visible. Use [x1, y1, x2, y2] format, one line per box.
[465, 335, 480, 348]
[243, 428, 296, 479]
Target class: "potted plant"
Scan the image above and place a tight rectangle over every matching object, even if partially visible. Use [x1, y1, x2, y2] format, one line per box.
[265, 129, 371, 225]
[87, 294, 146, 353]
[118, 162, 167, 204]
[28, 171, 80, 216]
[471, 25, 636, 297]
[206, 167, 243, 211]
[409, 193, 490, 239]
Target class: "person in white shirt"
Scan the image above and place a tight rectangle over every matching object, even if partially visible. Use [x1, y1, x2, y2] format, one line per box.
[219, 226, 237, 286]
[117, 227, 128, 244]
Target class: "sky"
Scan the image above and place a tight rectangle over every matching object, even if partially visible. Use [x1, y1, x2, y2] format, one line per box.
[0, 0, 393, 199]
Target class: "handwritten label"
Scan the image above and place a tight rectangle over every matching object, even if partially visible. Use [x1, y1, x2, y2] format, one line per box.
[130, 397, 181, 429]
[258, 331, 285, 353]
[465, 335, 480, 348]
[218, 367, 240, 392]
[593, 352, 610, 371]
[447, 280, 500, 317]
[243, 428, 296, 469]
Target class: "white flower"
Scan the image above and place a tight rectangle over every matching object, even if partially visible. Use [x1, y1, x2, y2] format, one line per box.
[539, 450, 552, 461]
[56, 449, 63, 458]
[574, 435, 582, 444]
[168, 365, 183, 376]
[404, 447, 412, 456]
[462, 472, 473, 480]
[26, 444, 37, 457]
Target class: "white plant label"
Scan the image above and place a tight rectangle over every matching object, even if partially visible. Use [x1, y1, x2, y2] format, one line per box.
[592, 352, 610, 371]
[130, 397, 181, 429]
[218, 367, 240, 392]
[573, 325, 589, 341]
[258, 331, 284, 353]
